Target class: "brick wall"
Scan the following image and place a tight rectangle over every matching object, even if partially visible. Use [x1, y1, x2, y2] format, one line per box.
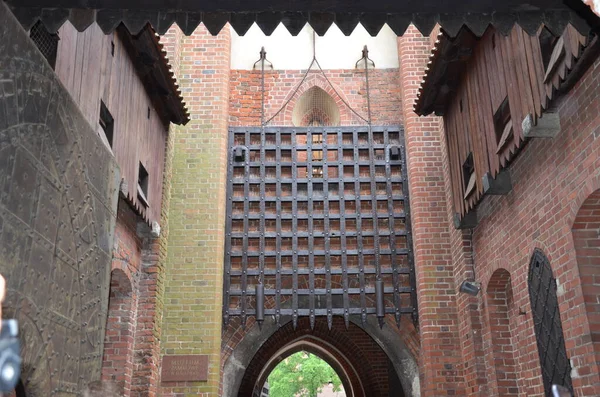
[229, 68, 402, 126]
[102, 267, 136, 395]
[220, 43, 416, 397]
[408, 24, 600, 397]
[458, 55, 600, 396]
[159, 23, 231, 396]
[158, 21, 600, 397]
[101, 197, 168, 397]
[398, 26, 467, 396]
[102, 200, 141, 396]
[126, 29, 184, 397]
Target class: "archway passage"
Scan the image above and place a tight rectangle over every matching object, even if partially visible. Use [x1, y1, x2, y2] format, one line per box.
[572, 189, 600, 363]
[227, 316, 414, 397]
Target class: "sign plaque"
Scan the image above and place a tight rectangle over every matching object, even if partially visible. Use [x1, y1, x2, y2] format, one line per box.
[161, 355, 209, 383]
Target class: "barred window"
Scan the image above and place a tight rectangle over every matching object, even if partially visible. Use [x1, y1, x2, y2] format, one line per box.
[29, 21, 59, 69]
[528, 249, 573, 396]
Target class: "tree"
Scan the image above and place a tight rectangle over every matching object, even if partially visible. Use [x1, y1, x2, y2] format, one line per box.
[267, 351, 343, 397]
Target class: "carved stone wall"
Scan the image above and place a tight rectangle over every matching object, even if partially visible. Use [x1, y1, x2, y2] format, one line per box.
[0, 4, 119, 395]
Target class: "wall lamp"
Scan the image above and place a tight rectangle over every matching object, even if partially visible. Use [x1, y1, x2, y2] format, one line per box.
[459, 280, 481, 296]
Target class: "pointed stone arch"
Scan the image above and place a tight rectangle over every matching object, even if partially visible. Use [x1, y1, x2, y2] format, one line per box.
[291, 86, 341, 126]
[571, 189, 600, 368]
[268, 73, 366, 126]
[253, 337, 361, 397]
[221, 316, 419, 397]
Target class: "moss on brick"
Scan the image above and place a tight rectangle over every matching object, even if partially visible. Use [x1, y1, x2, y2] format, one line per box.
[160, 24, 231, 395]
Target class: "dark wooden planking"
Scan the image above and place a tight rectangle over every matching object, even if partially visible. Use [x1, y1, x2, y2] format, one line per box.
[446, 103, 464, 216]
[468, 44, 489, 203]
[528, 28, 549, 111]
[481, 31, 500, 117]
[443, 23, 589, 223]
[451, 114, 464, 216]
[55, 22, 169, 223]
[454, 101, 466, 215]
[497, 31, 518, 167]
[475, 34, 499, 178]
[471, 56, 487, 202]
[509, 28, 527, 142]
[522, 29, 542, 120]
[491, 30, 509, 115]
[480, 31, 502, 177]
[464, 62, 480, 211]
[515, 26, 536, 127]
[456, 83, 469, 163]
[565, 28, 575, 70]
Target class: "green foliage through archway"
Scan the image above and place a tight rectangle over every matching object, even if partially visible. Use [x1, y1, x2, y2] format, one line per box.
[266, 351, 343, 397]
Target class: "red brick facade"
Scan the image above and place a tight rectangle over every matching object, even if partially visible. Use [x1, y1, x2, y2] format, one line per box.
[395, 26, 600, 397]
[464, 55, 600, 396]
[229, 68, 402, 127]
[101, 199, 166, 397]
[220, 31, 416, 397]
[102, 201, 141, 396]
[398, 27, 467, 396]
[101, 22, 600, 397]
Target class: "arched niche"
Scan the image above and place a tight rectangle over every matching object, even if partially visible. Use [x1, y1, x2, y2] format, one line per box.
[292, 86, 341, 126]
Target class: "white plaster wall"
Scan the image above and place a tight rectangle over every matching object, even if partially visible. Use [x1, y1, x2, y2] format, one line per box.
[230, 23, 399, 70]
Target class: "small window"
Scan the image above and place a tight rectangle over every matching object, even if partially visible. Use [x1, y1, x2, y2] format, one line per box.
[494, 97, 513, 154]
[29, 21, 59, 69]
[99, 101, 114, 149]
[138, 162, 149, 208]
[462, 152, 476, 199]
